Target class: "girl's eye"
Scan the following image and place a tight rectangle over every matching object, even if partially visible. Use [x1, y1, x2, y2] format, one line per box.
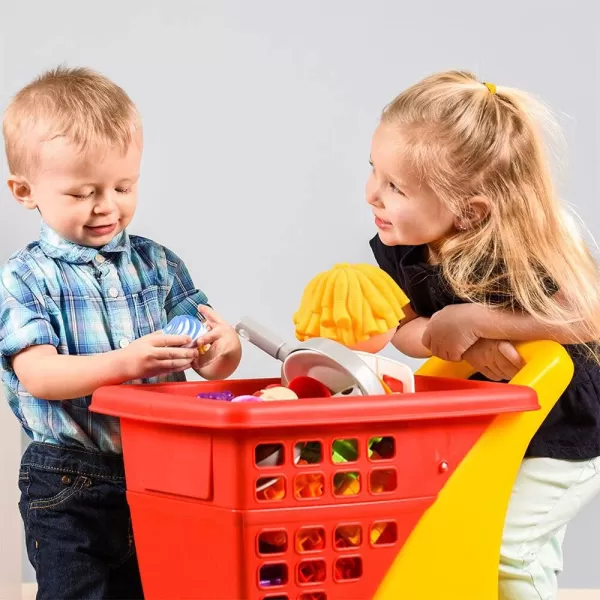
[388, 182, 403, 194]
[116, 187, 132, 194]
[70, 192, 93, 199]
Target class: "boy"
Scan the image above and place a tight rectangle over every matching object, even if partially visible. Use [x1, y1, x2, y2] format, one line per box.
[0, 66, 241, 599]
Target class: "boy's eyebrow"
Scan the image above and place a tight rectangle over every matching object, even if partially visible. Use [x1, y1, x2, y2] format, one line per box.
[67, 174, 140, 187]
[116, 174, 140, 184]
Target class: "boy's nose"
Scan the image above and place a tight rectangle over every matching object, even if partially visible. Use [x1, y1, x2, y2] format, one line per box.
[92, 192, 117, 214]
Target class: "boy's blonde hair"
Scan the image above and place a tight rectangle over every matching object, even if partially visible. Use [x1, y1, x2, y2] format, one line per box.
[382, 70, 600, 351]
[3, 66, 140, 178]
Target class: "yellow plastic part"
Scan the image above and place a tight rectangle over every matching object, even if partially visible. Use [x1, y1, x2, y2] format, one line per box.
[293, 263, 409, 346]
[374, 340, 574, 600]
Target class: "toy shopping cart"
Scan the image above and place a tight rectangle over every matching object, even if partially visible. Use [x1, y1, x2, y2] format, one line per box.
[90, 340, 573, 600]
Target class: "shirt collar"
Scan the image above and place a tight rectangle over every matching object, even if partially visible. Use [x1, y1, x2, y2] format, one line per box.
[39, 221, 132, 265]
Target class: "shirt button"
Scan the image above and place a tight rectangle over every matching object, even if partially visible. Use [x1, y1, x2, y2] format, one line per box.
[119, 338, 130, 349]
[95, 255, 105, 264]
[109, 288, 119, 298]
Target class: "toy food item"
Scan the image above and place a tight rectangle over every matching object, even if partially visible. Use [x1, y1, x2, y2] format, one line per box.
[256, 476, 285, 500]
[232, 385, 298, 403]
[294, 473, 325, 498]
[255, 386, 298, 401]
[231, 395, 261, 403]
[293, 263, 410, 353]
[296, 528, 326, 552]
[196, 391, 235, 401]
[287, 376, 331, 399]
[163, 315, 209, 350]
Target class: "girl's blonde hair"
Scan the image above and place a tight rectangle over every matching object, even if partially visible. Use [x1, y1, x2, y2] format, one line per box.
[382, 70, 600, 351]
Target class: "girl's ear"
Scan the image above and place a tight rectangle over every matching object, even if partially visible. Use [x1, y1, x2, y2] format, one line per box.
[454, 195, 492, 230]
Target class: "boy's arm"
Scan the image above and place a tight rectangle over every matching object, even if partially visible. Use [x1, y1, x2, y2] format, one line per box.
[12, 345, 129, 400]
[163, 248, 241, 379]
[1, 264, 197, 400]
[391, 304, 432, 359]
[11, 333, 197, 400]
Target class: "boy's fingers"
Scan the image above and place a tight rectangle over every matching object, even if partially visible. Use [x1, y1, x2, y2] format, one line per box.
[196, 328, 224, 347]
[155, 347, 199, 360]
[151, 334, 193, 347]
[166, 358, 196, 370]
[197, 304, 223, 325]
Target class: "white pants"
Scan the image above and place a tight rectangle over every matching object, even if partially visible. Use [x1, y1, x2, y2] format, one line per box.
[499, 456, 600, 599]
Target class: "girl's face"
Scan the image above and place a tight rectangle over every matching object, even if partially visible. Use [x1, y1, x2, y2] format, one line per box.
[366, 123, 456, 248]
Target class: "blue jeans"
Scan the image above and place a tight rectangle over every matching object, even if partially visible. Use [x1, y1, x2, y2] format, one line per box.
[18, 442, 144, 600]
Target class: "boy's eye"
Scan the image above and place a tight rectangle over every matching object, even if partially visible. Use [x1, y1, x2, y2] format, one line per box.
[69, 192, 93, 199]
[116, 187, 132, 194]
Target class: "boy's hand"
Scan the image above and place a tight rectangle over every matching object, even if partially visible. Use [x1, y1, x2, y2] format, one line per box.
[121, 332, 199, 380]
[463, 338, 524, 381]
[192, 305, 242, 380]
[421, 303, 488, 361]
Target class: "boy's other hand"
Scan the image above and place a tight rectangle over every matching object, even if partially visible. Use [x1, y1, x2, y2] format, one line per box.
[121, 332, 199, 380]
[192, 305, 242, 380]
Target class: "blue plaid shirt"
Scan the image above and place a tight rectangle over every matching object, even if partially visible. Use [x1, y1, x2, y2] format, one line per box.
[0, 222, 208, 454]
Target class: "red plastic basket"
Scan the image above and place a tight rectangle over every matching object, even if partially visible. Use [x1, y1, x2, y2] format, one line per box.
[91, 375, 538, 600]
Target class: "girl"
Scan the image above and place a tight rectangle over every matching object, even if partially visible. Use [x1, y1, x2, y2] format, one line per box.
[368, 70, 600, 599]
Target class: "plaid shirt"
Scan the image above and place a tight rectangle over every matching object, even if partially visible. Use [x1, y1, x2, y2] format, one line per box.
[0, 222, 208, 454]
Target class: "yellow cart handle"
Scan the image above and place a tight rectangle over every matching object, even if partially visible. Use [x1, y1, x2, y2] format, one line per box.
[375, 340, 574, 600]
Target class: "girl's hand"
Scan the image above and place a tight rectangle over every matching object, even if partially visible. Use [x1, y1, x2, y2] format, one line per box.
[462, 338, 524, 381]
[191, 305, 242, 380]
[421, 303, 488, 361]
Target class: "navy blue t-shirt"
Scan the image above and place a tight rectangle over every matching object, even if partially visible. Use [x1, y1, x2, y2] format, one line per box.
[370, 234, 600, 460]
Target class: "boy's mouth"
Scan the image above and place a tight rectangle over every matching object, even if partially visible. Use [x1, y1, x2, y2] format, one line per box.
[86, 223, 117, 236]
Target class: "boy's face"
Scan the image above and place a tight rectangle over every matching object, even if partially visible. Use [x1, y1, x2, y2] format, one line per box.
[9, 131, 142, 248]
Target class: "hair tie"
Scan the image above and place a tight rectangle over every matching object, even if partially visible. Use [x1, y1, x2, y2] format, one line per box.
[484, 81, 497, 95]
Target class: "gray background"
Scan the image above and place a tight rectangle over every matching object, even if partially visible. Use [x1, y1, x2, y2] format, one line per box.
[1, 0, 598, 591]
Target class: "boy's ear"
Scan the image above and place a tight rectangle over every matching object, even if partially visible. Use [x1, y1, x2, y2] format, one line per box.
[454, 195, 492, 230]
[7, 175, 37, 210]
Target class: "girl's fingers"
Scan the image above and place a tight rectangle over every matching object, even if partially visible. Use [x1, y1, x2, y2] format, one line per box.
[498, 341, 524, 369]
[481, 366, 502, 381]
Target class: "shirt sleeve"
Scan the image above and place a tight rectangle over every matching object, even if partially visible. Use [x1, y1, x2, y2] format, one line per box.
[163, 248, 210, 320]
[0, 263, 59, 362]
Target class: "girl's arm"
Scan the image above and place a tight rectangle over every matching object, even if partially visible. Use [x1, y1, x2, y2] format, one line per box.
[392, 304, 432, 358]
[423, 298, 596, 362]
[475, 304, 596, 345]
